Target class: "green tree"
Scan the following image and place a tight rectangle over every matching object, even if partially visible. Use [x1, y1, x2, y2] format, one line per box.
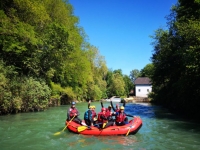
[151, 0, 200, 118]
[140, 63, 154, 79]
[123, 75, 134, 97]
[130, 69, 140, 82]
[108, 70, 125, 97]
[84, 45, 108, 100]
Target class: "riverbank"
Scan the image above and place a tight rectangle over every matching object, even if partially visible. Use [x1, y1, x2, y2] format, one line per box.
[123, 96, 150, 103]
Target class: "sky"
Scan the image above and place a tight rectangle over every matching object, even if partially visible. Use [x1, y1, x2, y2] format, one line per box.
[68, 0, 178, 76]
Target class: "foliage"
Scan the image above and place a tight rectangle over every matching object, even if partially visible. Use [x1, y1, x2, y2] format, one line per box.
[129, 69, 140, 82]
[17, 77, 52, 111]
[123, 75, 134, 97]
[0, 60, 51, 114]
[0, 0, 138, 114]
[107, 70, 126, 97]
[150, 0, 200, 118]
[140, 63, 154, 79]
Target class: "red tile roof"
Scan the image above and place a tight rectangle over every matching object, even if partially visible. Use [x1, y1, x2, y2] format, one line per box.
[134, 77, 151, 85]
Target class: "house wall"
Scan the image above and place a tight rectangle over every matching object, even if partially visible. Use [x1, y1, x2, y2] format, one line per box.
[135, 85, 152, 97]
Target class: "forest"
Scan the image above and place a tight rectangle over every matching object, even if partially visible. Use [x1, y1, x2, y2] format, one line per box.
[0, 0, 135, 114]
[150, 0, 200, 119]
[1, 0, 200, 120]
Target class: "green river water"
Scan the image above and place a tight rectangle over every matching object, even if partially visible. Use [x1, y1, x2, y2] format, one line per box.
[0, 102, 200, 150]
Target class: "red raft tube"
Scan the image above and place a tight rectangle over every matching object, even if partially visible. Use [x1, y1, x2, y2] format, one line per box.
[66, 116, 142, 136]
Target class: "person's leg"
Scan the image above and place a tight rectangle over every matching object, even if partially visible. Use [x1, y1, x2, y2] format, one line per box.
[73, 117, 81, 124]
[73, 117, 85, 125]
[124, 117, 129, 124]
[85, 119, 90, 126]
[104, 121, 114, 128]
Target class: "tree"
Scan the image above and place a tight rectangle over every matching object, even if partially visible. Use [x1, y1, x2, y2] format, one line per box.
[107, 71, 125, 97]
[129, 69, 140, 82]
[150, 0, 200, 118]
[140, 63, 154, 79]
[123, 75, 134, 97]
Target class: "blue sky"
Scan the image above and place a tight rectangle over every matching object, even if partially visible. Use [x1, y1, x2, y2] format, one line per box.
[68, 0, 178, 76]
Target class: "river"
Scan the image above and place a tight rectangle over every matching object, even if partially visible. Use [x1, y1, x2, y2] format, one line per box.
[0, 102, 200, 150]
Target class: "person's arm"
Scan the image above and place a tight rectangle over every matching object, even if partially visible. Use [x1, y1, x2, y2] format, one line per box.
[76, 108, 80, 116]
[100, 114, 107, 120]
[68, 108, 72, 117]
[110, 100, 116, 112]
[94, 111, 97, 118]
[67, 111, 70, 120]
[123, 99, 126, 107]
[88, 100, 91, 109]
[101, 100, 104, 108]
[125, 112, 133, 117]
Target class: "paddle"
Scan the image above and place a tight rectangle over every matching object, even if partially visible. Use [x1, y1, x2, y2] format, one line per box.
[126, 116, 136, 136]
[77, 122, 102, 132]
[102, 121, 108, 128]
[54, 115, 75, 135]
[77, 126, 88, 132]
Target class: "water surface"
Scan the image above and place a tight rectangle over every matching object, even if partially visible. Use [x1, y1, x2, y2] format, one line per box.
[0, 102, 200, 150]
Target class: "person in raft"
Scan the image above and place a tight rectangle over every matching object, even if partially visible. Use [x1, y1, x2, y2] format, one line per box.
[84, 106, 93, 126]
[91, 105, 98, 124]
[110, 98, 126, 112]
[97, 107, 114, 129]
[67, 101, 86, 125]
[115, 106, 134, 126]
[88, 100, 97, 124]
[101, 100, 114, 122]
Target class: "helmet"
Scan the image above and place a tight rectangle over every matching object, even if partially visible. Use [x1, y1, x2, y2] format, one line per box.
[101, 108, 106, 111]
[120, 106, 124, 110]
[92, 105, 96, 109]
[89, 106, 92, 109]
[108, 105, 111, 108]
[72, 102, 76, 105]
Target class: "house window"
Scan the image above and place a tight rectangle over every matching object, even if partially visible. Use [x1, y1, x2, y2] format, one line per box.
[138, 89, 140, 92]
[147, 89, 149, 92]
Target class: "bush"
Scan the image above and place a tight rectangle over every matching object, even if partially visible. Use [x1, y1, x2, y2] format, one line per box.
[20, 77, 51, 111]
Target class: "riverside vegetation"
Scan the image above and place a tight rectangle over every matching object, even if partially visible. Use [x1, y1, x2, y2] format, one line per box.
[0, 0, 134, 114]
[1, 0, 200, 121]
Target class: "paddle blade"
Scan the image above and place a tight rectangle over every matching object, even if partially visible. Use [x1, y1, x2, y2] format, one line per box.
[126, 128, 131, 136]
[102, 122, 106, 128]
[78, 126, 88, 132]
[54, 132, 61, 135]
[54, 126, 67, 136]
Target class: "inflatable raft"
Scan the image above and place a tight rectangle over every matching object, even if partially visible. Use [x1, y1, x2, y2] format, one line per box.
[66, 116, 142, 136]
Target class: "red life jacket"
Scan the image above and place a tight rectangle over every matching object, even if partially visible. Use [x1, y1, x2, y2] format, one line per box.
[116, 112, 126, 122]
[105, 108, 112, 117]
[69, 107, 78, 117]
[97, 112, 107, 123]
[92, 110, 97, 119]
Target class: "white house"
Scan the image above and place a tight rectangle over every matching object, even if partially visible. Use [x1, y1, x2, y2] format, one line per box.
[134, 77, 152, 97]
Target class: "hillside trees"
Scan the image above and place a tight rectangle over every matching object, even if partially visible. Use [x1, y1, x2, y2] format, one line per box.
[106, 69, 127, 97]
[84, 45, 108, 100]
[0, 0, 135, 114]
[0, 0, 100, 112]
